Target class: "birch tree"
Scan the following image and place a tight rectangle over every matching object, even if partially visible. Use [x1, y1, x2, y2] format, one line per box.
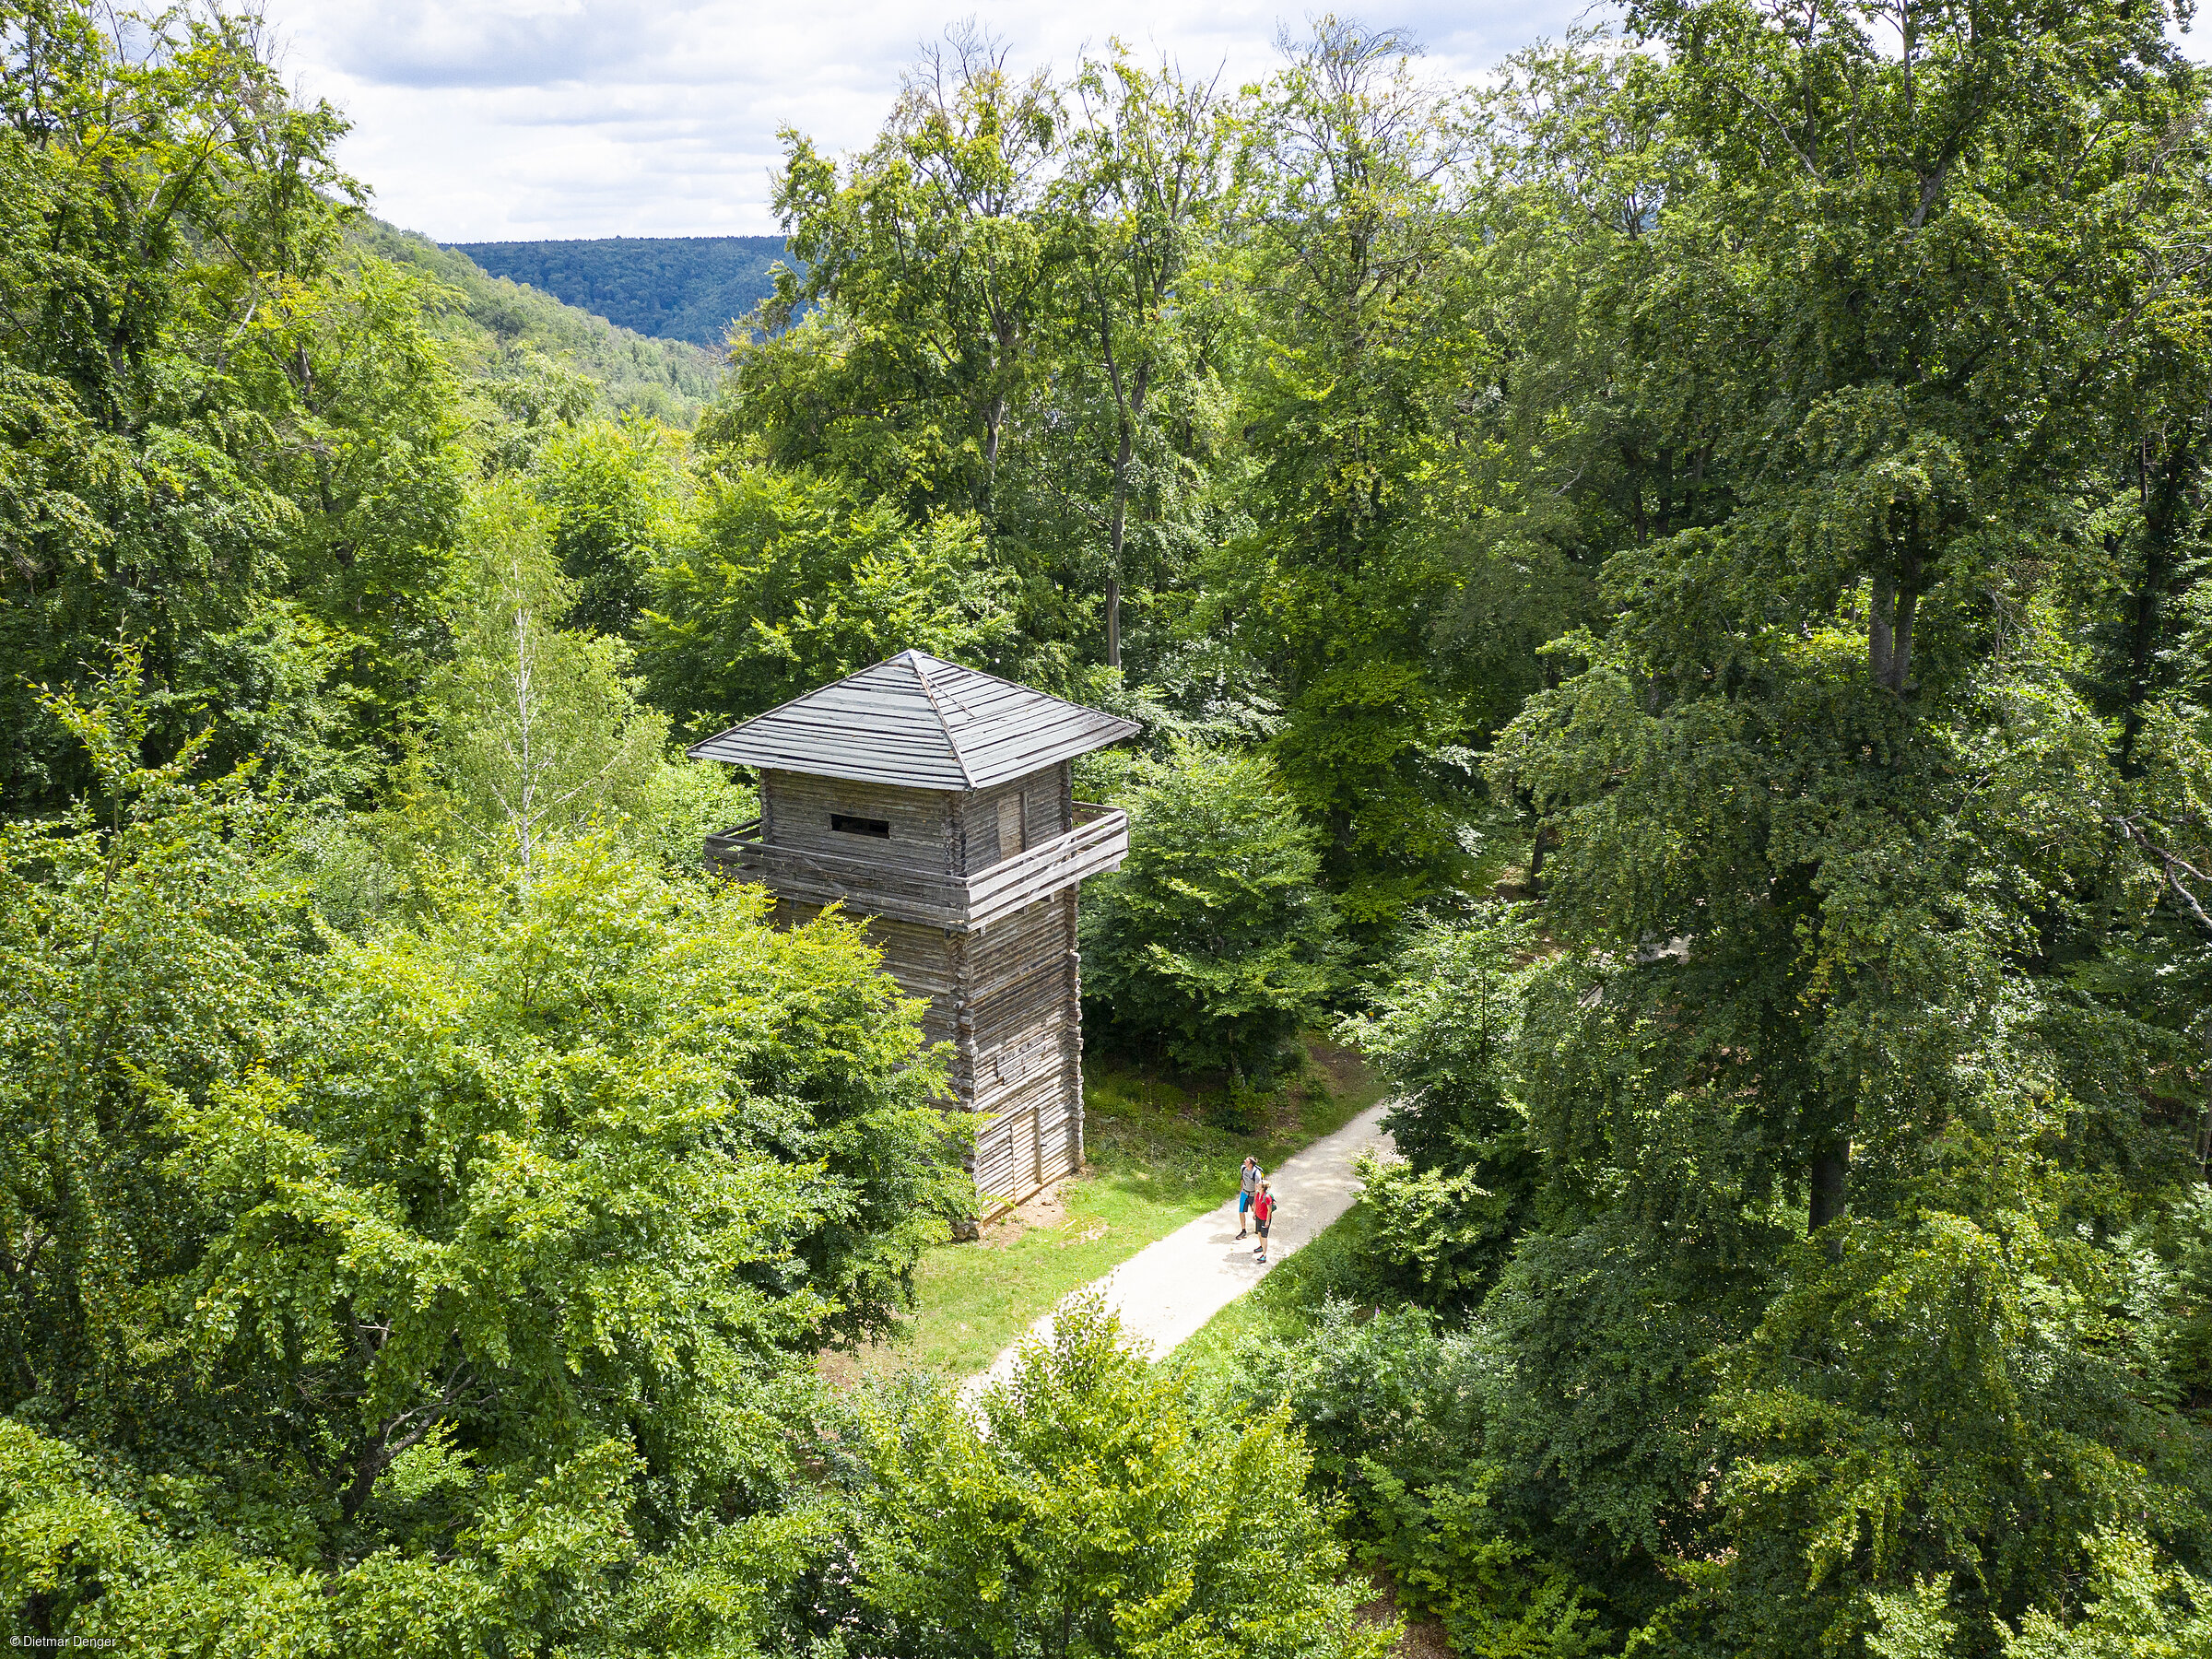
[432, 483, 665, 879]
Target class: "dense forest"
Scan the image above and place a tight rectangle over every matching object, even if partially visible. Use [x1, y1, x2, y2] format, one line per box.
[3, 1, 2211, 1655]
[364, 221, 727, 421]
[452, 235, 792, 347]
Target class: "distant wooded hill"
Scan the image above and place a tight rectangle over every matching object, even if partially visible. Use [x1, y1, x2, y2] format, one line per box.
[448, 236, 790, 347]
[357, 221, 724, 424]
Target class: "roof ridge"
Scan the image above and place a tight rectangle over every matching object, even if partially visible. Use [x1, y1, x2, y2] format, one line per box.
[689, 653, 912, 750]
[906, 653, 978, 789]
[684, 649, 1141, 791]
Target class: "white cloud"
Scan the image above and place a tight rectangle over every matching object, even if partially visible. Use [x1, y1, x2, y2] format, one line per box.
[265, 0, 1603, 240]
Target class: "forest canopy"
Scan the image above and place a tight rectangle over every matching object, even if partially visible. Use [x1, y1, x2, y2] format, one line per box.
[452, 234, 791, 347]
[2, 0, 2211, 1655]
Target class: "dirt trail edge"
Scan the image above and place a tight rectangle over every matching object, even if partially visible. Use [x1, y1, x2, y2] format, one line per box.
[963, 1101, 1398, 1403]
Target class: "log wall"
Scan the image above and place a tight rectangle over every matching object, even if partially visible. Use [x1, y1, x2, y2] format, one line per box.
[751, 761, 1088, 1215]
[964, 887, 1083, 1197]
[960, 761, 1075, 871]
[761, 769, 952, 875]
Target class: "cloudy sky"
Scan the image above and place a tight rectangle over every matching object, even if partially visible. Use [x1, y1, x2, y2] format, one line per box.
[262, 1, 1604, 242]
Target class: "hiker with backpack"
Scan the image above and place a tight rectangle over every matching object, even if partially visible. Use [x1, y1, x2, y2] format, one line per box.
[1236, 1155, 1260, 1238]
[1252, 1182, 1277, 1264]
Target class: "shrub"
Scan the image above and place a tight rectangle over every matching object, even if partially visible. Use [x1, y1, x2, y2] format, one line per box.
[1339, 907, 1545, 1303]
[1340, 904, 1538, 1171]
[1224, 1301, 1603, 1658]
[1080, 742, 1342, 1078]
[1353, 1155, 1524, 1319]
[850, 1297, 1391, 1659]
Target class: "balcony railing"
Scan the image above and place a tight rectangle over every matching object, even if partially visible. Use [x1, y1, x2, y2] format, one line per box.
[705, 802, 1130, 931]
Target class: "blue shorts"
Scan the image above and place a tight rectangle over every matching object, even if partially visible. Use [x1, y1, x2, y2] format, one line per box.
[1239, 1191, 1252, 1213]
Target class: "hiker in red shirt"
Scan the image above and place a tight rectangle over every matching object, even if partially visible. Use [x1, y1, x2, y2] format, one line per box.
[1251, 1182, 1277, 1264]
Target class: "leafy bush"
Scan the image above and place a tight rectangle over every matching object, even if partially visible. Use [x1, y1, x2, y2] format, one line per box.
[1228, 1301, 1487, 1495]
[1337, 908, 1546, 1310]
[1352, 1155, 1524, 1319]
[1870, 1526, 2212, 1658]
[1341, 904, 1540, 1173]
[1080, 742, 1343, 1078]
[849, 1297, 1391, 1659]
[1226, 1301, 1603, 1658]
[1337, 907, 1549, 1310]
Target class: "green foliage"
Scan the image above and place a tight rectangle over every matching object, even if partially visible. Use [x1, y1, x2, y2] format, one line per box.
[1708, 1203, 2194, 1656]
[532, 417, 688, 635]
[11, 0, 2212, 1651]
[1349, 1158, 1524, 1320]
[641, 461, 1016, 730]
[1226, 1301, 1483, 1500]
[1872, 1528, 2212, 1659]
[729, 30, 1250, 685]
[0, 4, 467, 812]
[1333, 909, 1547, 1309]
[0, 660, 963, 1650]
[1345, 907, 1538, 1161]
[422, 482, 677, 876]
[356, 218, 724, 426]
[1225, 1301, 1604, 1658]
[2143, 1187, 2212, 1415]
[1033, 44, 1236, 669]
[0, 643, 299, 1453]
[849, 1297, 1392, 1659]
[1285, 2, 2212, 1653]
[1187, 22, 1501, 935]
[1080, 743, 1342, 1077]
[733, 33, 1063, 526]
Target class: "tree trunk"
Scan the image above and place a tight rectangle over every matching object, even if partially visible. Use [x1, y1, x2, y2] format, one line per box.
[1105, 416, 1131, 670]
[2198, 1018, 2212, 1185]
[1097, 308, 1146, 672]
[1868, 549, 1920, 692]
[1809, 1137, 1850, 1255]
[339, 1441, 389, 1519]
[1526, 823, 1555, 895]
[2119, 429, 2194, 775]
[1869, 571, 1894, 684]
[1888, 550, 1919, 691]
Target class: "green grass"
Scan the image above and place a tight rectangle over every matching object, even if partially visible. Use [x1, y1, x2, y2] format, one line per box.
[826, 1037, 1384, 1385]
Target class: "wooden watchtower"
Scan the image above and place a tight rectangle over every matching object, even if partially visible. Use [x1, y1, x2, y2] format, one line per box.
[687, 651, 1139, 1212]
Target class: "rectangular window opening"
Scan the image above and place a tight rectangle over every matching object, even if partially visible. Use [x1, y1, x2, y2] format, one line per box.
[830, 813, 891, 839]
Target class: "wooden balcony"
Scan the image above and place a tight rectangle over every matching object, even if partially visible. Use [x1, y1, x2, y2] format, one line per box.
[706, 803, 1130, 931]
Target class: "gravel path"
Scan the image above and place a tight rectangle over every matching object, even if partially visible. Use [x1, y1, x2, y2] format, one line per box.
[964, 1101, 1397, 1399]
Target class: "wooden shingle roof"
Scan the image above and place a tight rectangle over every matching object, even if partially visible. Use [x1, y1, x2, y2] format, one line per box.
[686, 650, 1141, 791]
